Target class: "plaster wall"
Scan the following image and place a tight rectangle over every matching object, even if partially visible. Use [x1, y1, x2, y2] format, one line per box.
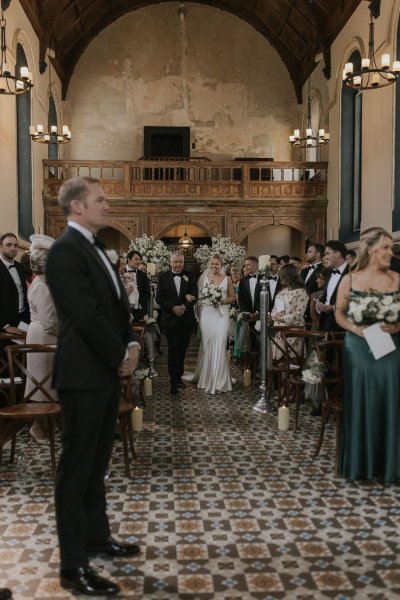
[0, 1, 65, 242]
[324, 0, 398, 238]
[247, 225, 304, 259]
[67, 3, 299, 162]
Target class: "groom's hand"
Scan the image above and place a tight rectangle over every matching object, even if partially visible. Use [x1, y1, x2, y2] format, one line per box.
[173, 305, 186, 316]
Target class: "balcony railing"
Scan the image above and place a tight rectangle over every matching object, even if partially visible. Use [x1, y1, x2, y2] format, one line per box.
[43, 159, 327, 201]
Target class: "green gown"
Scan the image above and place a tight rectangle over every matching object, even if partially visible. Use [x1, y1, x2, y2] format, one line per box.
[339, 291, 400, 483]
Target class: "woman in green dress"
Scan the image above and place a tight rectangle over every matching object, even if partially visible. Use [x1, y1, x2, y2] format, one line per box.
[335, 227, 400, 483]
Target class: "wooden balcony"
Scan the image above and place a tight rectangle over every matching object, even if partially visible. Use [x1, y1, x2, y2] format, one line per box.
[43, 159, 327, 203]
[42, 158, 328, 244]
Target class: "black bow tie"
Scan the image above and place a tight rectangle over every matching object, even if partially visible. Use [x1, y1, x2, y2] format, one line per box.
[173, 272, 183, 278]
[332, 269, 340, 275]
[309, 265, 316, 270]
[268, 275, 278, 281]
[9, 264, 16, 269]
[128, 268, 137, 273]
[93, 236, 106, 251]
[248, 274, 257, 279]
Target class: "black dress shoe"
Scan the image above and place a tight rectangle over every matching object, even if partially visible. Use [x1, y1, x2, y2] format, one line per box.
[60, 566, 120, 596]
[170, 386, 180, 394]
[0, 589, 12, 600]
[88, 536, 140, 557]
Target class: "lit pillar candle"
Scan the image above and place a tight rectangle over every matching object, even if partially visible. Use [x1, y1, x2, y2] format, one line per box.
[51, 125, 57, 133]
[144, 377, 152, 396]
[345, 62, 353, 75]
[361, 58, 370, 69]
[353, 76, 362, 87]
[318, 128, 325, 138]
[278, 405, 289, 430]
[44, 134, 50, 142]
[20, 66, 29, 79]
[147, 262, 156, 276]
[294, 129, 300, 139]
[62, 125, 69, 135]
[243, 369, 251, 386]
[381, 53, 390, 68]
[289, 135, 295, 143]
[306, 128, 313, 137]
[132, 406, 143, 432]
[37, 124, 44, 133]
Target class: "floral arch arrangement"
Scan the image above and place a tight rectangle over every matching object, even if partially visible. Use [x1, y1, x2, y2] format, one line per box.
[194, 235, 246, 272]
[128, 234, 170, 272]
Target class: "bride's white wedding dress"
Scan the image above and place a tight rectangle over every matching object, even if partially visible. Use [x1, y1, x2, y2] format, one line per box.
[184, 275, 232, 394]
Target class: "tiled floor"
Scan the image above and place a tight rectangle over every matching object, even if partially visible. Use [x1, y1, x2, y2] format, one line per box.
[0, 340, 400, 599]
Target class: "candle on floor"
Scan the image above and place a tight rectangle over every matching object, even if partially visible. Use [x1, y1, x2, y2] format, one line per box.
[144, 377, 152, 396]
[243, 369, 252, 386]
[132, 407, 143, 432]
[278, 405, 289, 430]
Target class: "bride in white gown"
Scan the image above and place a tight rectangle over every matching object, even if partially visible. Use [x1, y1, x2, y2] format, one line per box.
[184, 254, 235, 394]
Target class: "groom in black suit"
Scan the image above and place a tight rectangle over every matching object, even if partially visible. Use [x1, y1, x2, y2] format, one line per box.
[318, 240, 349, 332]
[156, 251, 197, 393]
[46, 177, 140, 597]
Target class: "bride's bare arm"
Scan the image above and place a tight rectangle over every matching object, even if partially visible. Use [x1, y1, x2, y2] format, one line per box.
[335, 274, 364, 336]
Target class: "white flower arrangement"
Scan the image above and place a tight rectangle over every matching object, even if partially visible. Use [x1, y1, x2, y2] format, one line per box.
[128, 234, 170, 272]
[194, 235, 246, 272]
[134, 368, 149, 380]
[302, 360, 325, 384]
[199, 282, 223, 307]
[254, 320, 261, 332]
[346, 291, 400, 325]
[105, 249, 119, 265]
[183, 275, 188, 282]
[144, 316, 157, 325]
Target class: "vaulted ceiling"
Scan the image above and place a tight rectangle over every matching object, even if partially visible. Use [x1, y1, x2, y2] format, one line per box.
[18, 0, 363, 101]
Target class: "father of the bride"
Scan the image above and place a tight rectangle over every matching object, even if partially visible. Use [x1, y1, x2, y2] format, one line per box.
[156, 251, 197, 393]
[46, 176, 140, 596]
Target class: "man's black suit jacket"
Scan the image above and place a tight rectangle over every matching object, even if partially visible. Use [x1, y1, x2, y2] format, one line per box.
[238, 275, 281, 313]
[46, 227, 136, 391]
[156, 270, 197, 330]
[300, 263, 323, 295]
[0, 259, 29, 329]
[319, 264, 349, 332]
[125, 267, 151, 319]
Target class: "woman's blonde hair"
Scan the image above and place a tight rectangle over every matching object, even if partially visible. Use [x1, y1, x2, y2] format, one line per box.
[355, 227, 392, 271]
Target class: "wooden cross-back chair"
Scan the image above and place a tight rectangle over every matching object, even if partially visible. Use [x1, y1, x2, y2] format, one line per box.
[268, 325, 304, 404]
[0, 332, 26, 404]
[314, 339, 344, 474]
[118, 374, 137, 478]
[281, 329, 327, 432]
[0, 344, 60, 479]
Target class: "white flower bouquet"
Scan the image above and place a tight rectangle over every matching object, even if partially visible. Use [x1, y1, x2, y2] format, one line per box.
[199, 283, 223, 307]
[346, 291, 400, 325]
[128, 234, 170, 272]
[302, 360, 325, 384]
[194, 235, 245, 272]
[134, 368, 149, 380]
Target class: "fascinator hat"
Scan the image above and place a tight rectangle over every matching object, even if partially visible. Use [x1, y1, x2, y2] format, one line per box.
[29, 233, 55, 252]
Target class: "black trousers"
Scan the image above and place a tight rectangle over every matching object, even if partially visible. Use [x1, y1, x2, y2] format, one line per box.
[164, 321, 192, 386]
[55, 386, 119, 570]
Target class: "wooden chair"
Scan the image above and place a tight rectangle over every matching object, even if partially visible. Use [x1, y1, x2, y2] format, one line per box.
[269, 325, 304, 404]
[0, 332, 26, 404]
[314, 339, 343, 474]
[242, 321, 259, 386]
[118, 374, 137, 478]
[281, 329, 327, 432]
[0, 344, 60, 479]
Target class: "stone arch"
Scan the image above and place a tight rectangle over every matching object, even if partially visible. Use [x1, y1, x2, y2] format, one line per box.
[154, 219, 216, 240]
[235, 217, 314, 246]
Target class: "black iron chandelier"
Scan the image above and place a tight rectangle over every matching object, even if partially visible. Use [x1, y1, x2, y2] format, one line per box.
[0, 10, 33, 95]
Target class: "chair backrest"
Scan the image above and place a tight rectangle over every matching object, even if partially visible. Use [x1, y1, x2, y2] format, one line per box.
[281, 329, 327, 373]
[316, 339, 343, 399]
[6, 344, 57, 405]
[132, 324, 145, 350]
[0, 332, 26, 378]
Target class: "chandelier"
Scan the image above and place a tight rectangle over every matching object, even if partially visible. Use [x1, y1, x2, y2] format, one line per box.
[343, 1, 399, 90]
[0, 11, 33, 95]
[178, 228, 193, 253]
[289, 94, 329, 148]
[29, 46, 71, 144]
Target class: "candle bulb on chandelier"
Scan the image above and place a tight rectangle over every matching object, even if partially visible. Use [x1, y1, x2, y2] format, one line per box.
[362, 58, 370, 69]
[20, 66, 29, 79]
[37, 124, 44, 133]
[51, 125, 57, 133]
[381, 54, 390, 69]
[372, 73, 380, 86]
[62, 125, 69, 135]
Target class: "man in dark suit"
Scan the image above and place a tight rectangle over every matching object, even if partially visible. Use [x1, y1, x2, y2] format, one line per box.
[125, 250, 151, 321]
[238, 255, 260, 314]
[46, 177, 140, 597]
[0, 232, 30, 332]
[156, 251, 197, 394]
[267, 255, 282, 310]
[317, 240, 349, 333]
[300, 243, 325, 295]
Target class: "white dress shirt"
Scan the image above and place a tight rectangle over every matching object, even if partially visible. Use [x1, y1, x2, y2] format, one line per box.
[248, 274, 257, 310]
[305, 262, 321, 284]
[325, 262, 347, 305]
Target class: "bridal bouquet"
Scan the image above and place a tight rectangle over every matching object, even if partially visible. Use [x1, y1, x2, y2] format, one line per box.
[199, 283, 223, 307]
[346, 291, 400, 325]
